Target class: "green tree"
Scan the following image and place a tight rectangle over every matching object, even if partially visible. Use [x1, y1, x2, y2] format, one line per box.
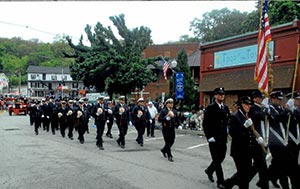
[190, 8, 250, 43]
[66, 14, 158, 98]
[268, 0, 300, 26]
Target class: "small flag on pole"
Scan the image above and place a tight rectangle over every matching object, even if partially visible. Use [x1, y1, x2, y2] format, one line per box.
[162, 57, 169, 80]
[255, 0, 272, 95]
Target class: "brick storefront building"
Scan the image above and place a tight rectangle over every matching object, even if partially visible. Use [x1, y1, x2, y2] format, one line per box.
[199, 19, 300, 111]
[137, 43, 199, 102]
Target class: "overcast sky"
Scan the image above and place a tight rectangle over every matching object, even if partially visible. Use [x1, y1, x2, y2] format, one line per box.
[0, 1, 257, 44]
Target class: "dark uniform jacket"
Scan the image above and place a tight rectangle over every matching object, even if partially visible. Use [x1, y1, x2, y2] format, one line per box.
[131, 105, 151, 126]
[203, 102, 230, 143]
[228, 110, 256, 157]
[93, 103, 107, 124]
[113, 103, 130, 127]
[158, 107, 179, 129]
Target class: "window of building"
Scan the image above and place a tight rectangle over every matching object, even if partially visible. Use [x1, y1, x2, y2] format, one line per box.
[72, 82, 78, 88]
[62, 75, 67, 81]
[42, 73, 46, 80]
[51, 75, 57, 80]
[30, 74, 36, 80]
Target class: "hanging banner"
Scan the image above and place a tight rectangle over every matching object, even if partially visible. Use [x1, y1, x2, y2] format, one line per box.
[175, 72, 184, 100]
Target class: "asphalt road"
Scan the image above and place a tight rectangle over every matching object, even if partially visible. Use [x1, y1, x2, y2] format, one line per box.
[0, 111, 274, 189]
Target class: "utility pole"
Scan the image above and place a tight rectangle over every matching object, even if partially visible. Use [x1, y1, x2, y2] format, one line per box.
[18, 67, 21, 95]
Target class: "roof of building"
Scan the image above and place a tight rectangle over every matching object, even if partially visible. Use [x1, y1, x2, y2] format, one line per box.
[26, 66, 70, 74]
[188, 50, 200, 67]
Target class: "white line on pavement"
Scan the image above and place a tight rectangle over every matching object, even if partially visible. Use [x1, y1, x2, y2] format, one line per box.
[187, 143, 208, 149]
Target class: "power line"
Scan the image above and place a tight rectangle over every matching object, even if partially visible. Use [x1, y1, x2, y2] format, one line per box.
[0, 20, 86, 43]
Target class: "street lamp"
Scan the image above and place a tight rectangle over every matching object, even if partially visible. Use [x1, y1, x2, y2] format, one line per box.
[170, 59, 177, 99]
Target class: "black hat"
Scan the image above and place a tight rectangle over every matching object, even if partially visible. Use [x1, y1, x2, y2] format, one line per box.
[270, 91, 283, 100]
[238, 96, 253, 105]
[214, 87, 225, 95]
[251, 90, 264, 99]
[286, 91, 300, 99]
[98, 96, 104, 100]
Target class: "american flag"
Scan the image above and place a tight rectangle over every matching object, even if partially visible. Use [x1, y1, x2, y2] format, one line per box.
[255, 0, 272, 94]
[162, 58, 169, 80]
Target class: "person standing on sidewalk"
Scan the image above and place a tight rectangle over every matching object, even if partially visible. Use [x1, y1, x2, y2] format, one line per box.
[147, 101, 158, 137]
[203, 87, 230, 189]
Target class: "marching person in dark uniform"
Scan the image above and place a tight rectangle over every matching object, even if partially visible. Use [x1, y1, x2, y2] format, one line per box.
[113, 96, 130, 148]
[105, 100, 114, 138]
[131, 98, 151, 146]
[32, 100, 43, 135]
[223, 91, 270, 189]
[83, 97, 92, 134]
[285, 91, 300, 189]
[48, 96, 59, 135]
[41, 98, 52, 132]
[158, 98, 179, 162]
[76, 99, 89, 144]
[224, 96, 266, 189]
[267, 91, 292, 189]
[57, 100, 69, 138]
[203, 87, 230, 188]
[27, 99, 35, 126]
[66, 99, 76, 140]
[92, 96, 107, 150]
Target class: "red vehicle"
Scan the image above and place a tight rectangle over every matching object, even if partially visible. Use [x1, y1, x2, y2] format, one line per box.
[7, 98, 28, 116]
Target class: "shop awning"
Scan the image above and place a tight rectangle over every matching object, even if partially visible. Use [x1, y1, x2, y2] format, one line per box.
[199, 64, 294, 92]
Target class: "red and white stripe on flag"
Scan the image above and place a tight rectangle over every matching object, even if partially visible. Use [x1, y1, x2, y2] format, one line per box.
[255, 0, 271, 94]
[163, 58, 169, 80]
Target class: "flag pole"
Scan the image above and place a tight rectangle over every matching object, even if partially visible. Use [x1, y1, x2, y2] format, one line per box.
[285, 35, 300, 142]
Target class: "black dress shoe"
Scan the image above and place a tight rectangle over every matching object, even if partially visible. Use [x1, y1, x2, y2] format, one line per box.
[120, 145, 125, 148]
[69, 137, 74, 140]
[140, 143, 143, 147]
[204, 169, 214, 182]
[270, 179, 280, 188]
[116, 140, 121, 146]
[160, 149, 167, 158]
[98, 146, 104, 150]
[217, 183, 227, 189]
[168, 156, 174, 162]
[80, 140, 84, 144]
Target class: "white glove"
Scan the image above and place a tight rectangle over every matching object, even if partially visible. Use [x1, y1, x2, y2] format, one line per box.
[67, 110, 73, 116]
[46, 116, 49, 119]
[41, 115, 44, 118]
[129, 121, 132, 126]
[108, 109, 113, 114]
[208, 137, 216, 143]
[243, 118, 253, 128]
[149, 119, 152, 124]
[97, 108, 103, 114]
[58, 113, 62, 118]
[256, 137, 264, 144]
[166, 116, 171, 121]
[106, 120, 110, 123]
[168, 111, 174, 117]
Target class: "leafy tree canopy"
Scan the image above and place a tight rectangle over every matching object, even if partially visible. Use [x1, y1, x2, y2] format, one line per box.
[66, 14, 159, 97]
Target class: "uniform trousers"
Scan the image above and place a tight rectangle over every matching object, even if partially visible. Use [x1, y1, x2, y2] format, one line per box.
[207, 141, 227, 185]
[117, 124, 128, 146]
[96, 121, 105, 147]
[135, 121, 146, 144]
[161, 126, 175, 158]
